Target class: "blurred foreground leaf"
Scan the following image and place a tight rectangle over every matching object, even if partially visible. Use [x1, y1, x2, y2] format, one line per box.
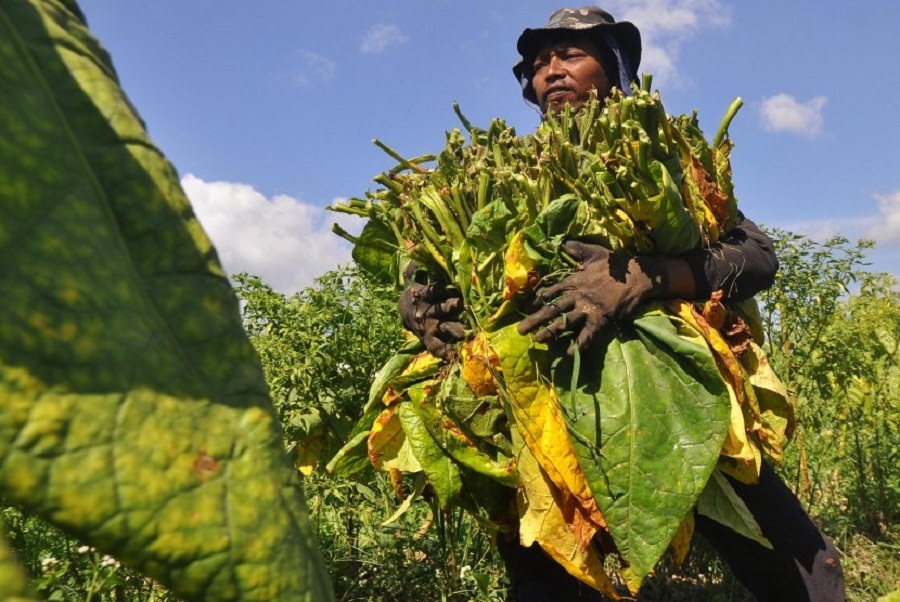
[0, 1, 333, 599]
[0, 525, 36, 601]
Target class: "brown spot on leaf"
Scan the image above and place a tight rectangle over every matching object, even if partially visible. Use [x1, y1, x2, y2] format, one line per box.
[193, 452, 220, 480]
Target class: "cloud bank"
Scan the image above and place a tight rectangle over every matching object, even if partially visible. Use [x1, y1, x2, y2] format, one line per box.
[182, 174, 360, 293]
[759, 94, 827, 138]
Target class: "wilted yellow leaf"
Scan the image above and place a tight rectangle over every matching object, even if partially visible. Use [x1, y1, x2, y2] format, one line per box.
[368, 406, 422, 473]
[294, 434, 324, 477]
[490, 326, 607, 547]
[741, 342, 796, 464]
[382, 351, 443, 406]
[669, 300, 762, 484]
[717, 384, 762, 483]
[511, 423, 617, 599]
[503, 231, 538, 300]
[461, 332, 500, 396]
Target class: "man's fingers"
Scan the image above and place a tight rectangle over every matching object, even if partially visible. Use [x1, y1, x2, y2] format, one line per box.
[561, 240, 609, 264]
[421, 318, 465, 359]
[434, 296, 463, 316]
[517, 303, 563, 334]
[438, 321, 466, 341]
[572, 314, 608, 355]
[560, 239, 588, 263]
[423, 318, 452, 359]
[421, 281, 462, 303]
[531, 310, 586, 344]
[532, 316, 567, 344]
[536, 282, 573, 303]
[423, 335, 452, 360]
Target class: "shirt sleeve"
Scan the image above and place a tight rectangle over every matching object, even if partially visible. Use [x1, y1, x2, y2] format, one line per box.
[680, 212, 779, 301]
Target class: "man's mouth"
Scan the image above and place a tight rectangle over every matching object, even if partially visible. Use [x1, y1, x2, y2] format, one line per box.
[543, 85, 575, 105]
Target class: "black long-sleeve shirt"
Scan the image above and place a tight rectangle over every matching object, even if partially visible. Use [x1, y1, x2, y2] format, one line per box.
[681, 212, 778, 302]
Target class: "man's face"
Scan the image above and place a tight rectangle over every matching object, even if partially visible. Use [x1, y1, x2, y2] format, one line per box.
[530, 38, 611, 114]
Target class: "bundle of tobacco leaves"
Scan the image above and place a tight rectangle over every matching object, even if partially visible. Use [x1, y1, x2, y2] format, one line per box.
[326, 76, 794, 596]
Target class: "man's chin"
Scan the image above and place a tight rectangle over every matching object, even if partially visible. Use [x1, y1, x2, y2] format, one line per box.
[545, 99, 585, 114]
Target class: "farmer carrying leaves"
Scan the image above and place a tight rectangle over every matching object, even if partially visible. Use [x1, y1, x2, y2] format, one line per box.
[331, 5, 846, 601]
[395, 7, 845, 601]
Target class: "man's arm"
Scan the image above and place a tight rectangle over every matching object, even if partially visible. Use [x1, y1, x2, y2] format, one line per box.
[518, 213, 779, 353]
[675, 212, 778, 302]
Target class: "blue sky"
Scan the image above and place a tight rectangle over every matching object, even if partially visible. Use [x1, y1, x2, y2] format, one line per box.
[76, 1, 900, 292]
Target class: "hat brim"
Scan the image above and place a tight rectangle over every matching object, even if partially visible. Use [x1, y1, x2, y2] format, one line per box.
[512, 21, 641, 105]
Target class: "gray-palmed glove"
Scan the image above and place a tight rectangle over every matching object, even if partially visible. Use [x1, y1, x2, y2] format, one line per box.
[398, 265, 465, 359]
[517, 240, 670, 353]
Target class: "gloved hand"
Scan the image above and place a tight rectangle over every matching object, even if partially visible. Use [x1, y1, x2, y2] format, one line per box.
[517, 241, 670, 354]
[398, 265, 465, 360]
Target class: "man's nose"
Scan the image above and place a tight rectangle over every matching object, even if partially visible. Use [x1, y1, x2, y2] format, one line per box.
[545, 56, 566, 78]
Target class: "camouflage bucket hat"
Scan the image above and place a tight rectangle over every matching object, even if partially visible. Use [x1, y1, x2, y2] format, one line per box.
[513, 6, 642, 106]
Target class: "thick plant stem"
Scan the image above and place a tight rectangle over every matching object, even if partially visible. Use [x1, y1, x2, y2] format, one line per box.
[712, 97, 743, 148]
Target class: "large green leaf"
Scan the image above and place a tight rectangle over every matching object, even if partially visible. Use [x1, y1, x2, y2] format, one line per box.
[398, 402, 462, 508]
[0, 1, 333, 599]
[553, 307, 730, 587]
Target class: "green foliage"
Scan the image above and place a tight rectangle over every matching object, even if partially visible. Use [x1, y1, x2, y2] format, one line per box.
[232, 268, 403, 469]
[757, 230, 900, 599]
[233, 266, 508, 601]
[0, 1, 333, 599]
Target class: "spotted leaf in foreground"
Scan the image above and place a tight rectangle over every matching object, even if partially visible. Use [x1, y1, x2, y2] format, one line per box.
[0, 1, 333, 599]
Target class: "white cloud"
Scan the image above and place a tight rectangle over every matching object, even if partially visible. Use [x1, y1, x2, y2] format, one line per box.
[292, 49, 336, 86]
[783, 218, 870, 242]
[781, 191, 900, 246]
[360, 24, 408, 54]
[604, 0, 731, 82]
[759, 94, 827, 138]
[868, 191, 900, 246]
[182, 174, 363, 293]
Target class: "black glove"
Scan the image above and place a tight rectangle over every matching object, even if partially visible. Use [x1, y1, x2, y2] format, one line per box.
[398, 266, 465, 359]
[517, 241, 669, 353]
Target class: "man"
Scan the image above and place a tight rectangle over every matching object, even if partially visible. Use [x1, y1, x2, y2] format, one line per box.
[400, 7, 845, 601]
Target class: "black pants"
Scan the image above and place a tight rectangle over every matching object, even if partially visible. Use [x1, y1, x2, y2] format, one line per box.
[498, 462, 845, 601]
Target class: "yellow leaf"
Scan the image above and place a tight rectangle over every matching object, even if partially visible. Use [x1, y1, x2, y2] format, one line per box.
[294, 435, 323, 477]
[669, 511, 695, 567]
[741, 342, 796, 464]
[382, 351, 443, 406]
[716, 383, 762, 483]
[368, 406, 422, 473]
[668, 300, 762, 484]
[490, 326, 607, 546]
[461, 332, 500, 396]
[503, 231, 537, 300]
[511, 423, 618, 599]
